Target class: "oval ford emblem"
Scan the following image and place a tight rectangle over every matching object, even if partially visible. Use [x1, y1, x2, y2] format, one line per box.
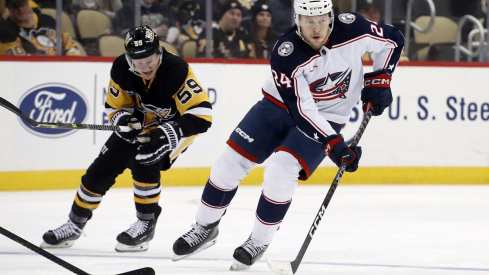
[18, 83, 89, 138]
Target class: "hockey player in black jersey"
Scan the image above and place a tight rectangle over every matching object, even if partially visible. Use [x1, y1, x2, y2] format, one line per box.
[172, 0, 404, 270]
[41, 25, 212, 252]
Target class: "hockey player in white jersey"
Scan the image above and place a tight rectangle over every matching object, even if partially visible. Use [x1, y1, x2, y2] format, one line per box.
[171, 0, 404, 270]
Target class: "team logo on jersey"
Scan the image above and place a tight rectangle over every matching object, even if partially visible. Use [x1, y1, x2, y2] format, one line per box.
[278, 42, 294, 56]
[18, 83, 88, 138]
[338, 13, 356, 24]
[309, 68, 352, 101]
[135, 95, 177, 127]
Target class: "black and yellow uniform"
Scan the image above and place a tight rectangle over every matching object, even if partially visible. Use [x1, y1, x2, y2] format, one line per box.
[197, 21, 254, 58]
[0, 12, 80, 56]
[70, 47, 212, 223]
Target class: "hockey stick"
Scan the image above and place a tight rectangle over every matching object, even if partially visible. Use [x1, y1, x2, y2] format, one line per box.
[0, 97, 131, 132]
[0, 226, 155, 275]
[267, 107, 374, 275]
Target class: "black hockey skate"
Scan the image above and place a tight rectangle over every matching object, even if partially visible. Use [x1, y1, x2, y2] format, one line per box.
[41, 219, 85, 248]
[230, 235, 269, 271]
[115, 206, 161, 252]
[172, 220, 219, 261]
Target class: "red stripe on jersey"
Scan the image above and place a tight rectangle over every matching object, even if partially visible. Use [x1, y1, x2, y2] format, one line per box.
[276, 146, 311, 180]
[201, 199, 228, 209]
[263, 91, 287, 110]
[226, 139, 259, 163]
[261, 191, 291, 204]
[293, 77, 330, 138]
[208, 179, 233, 191]
[256, 213, 282, 225]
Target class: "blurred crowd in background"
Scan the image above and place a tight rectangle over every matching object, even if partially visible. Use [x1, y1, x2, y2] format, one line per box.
[0, 0, 487, 61]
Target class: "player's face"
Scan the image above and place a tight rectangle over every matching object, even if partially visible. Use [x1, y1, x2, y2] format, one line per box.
[298, 14, 332, 50]
[132, 54, 160, 80]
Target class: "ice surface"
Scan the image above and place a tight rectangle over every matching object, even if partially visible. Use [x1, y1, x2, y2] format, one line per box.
[1, 185, 488, 275]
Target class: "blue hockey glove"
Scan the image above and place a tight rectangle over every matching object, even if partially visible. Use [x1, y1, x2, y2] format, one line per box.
[112, 112, 142, 144]
[324, 134, 362, 172]
[136, 122, 182, 166]
[361, 69, 393, 116]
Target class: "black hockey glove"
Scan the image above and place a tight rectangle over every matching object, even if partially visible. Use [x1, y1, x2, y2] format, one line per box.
[135, 122, 182, 166]
[361, 69, 393, 116]
[324, 134, 362, 172]
[113, 112, 142, 144]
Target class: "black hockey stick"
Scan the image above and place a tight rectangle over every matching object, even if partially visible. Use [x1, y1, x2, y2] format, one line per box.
[267, 107, 374, 275]
[0, 97, 131, 132]
[0, 226, 155, 275]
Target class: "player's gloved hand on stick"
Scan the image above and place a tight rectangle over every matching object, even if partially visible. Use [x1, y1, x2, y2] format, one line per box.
[113, 112, 142, 143]
[361, 69, 393, 116]
[136, 122, 182, 165]
[324, 134, 362, 172]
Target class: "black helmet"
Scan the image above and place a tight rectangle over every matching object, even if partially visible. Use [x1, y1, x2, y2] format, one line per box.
[124, 25, 161, 59]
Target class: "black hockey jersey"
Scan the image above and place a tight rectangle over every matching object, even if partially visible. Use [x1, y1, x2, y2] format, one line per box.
[106, 48, 212, 137]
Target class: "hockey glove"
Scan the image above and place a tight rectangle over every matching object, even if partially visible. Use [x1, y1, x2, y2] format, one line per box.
[361, 69, 393, 116]
[135, 122, 182, 166]
[113, 112, 142, 144]
[324, 134, 362, 172]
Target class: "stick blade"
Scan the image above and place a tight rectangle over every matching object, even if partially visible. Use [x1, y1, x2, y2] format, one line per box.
[116, 267, 155, 275]
[267, 258, 294, 275]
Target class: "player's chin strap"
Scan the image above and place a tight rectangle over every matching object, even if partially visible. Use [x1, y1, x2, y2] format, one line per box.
[126, 47, 164, 78]
[295, 11, 335, 49]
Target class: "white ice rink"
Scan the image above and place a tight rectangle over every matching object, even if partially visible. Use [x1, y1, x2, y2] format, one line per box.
[1, 185, 488, 275]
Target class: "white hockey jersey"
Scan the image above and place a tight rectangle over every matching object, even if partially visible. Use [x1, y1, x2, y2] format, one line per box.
[262, 13, 405, 146]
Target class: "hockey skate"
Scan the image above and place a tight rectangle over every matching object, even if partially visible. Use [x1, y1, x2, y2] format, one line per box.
[230, 235, 269, 271]
[115, 206, 161, 252]
[172, 220, 219, 261]
[40, 219, 85, 248]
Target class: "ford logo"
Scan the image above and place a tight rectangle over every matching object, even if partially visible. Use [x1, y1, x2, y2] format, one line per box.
[18, 83, 89, 138]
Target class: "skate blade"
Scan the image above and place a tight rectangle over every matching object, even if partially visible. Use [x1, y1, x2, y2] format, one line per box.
[115, 242, 149, 252]
[39, 240, 75, 249]
[172, 239, 217, 262]
[230, 260, 250, 271]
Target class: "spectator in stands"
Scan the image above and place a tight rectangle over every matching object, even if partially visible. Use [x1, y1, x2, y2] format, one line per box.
[1, 0, 8, 22]
[0, 0, 80, 55]
[71, 0, 123, 19]
[197, 0, 253, 58]
[266, 0, 293, 37]
[113, 0, 176, 40]
[165, 0, 205, 51]
[249, 4, 277, 59]
[357, 0, 409, 62]
[357, 0, 380, 23]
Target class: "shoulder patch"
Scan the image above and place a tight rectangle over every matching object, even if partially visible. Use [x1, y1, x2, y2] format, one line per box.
[338, 13, 356, 24]
[278, 41, 294, 57]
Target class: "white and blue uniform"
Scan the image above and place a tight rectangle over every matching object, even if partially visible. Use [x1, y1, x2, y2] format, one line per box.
[196, 13, 404, 245]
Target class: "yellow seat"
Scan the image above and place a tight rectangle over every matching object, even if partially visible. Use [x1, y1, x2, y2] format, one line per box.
[98, 35, 125, 57]
[413, 16, 457, 61]
[181, 40, 197, 58]
[76, 9, 113, 39]
[41, 8, 77, 39]
[159, 41, 179, 56]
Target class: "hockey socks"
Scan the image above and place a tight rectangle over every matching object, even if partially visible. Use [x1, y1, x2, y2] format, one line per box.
[196, 179, 238, 225]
